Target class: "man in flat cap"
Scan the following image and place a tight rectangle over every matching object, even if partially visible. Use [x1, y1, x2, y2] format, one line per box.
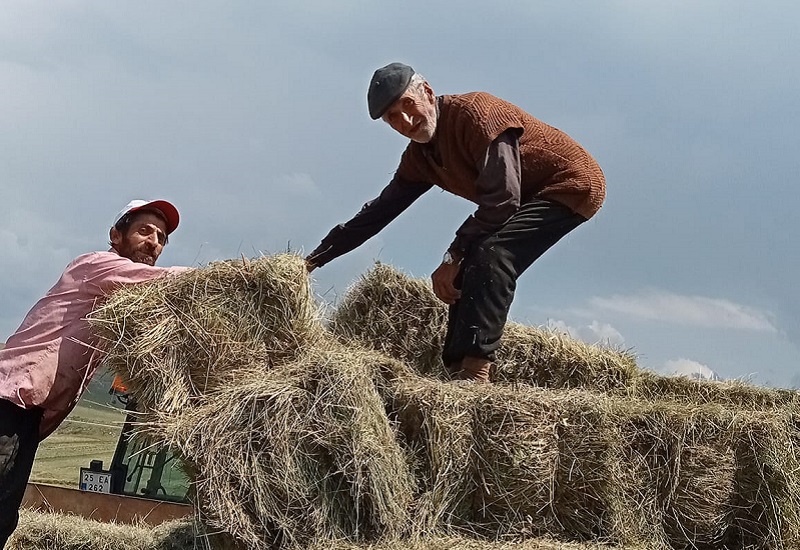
[0, 199, 190, 547]
[306, 62, 605, 383]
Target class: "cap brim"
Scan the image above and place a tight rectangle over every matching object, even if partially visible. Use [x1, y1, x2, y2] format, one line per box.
[369, 90, 405, 120]
[130, 200, 180, 234]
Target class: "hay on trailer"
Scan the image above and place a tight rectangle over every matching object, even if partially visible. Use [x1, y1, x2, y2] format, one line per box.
[87, 255, 800, 549]
[305, 537, 634, 550]
[332, 263, 800, 409]
[604, 401, 800, 549]
[12, 510, 642, 550]
[497, 323, 637, 393]
[90, 255, 416, 549]
[157, 348, 416, 549]
[90, 255, 323, 416]
[8, 509, 195, 550]
[389, 377, 800, 548]
[331, 263, 450, 379]
[332, 264, 639, 391]
[627, 370, 800, 410]
[391, 379, 612, 542]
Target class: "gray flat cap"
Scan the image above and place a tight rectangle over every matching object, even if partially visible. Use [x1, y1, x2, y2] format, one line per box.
[367, 62, 414, 120]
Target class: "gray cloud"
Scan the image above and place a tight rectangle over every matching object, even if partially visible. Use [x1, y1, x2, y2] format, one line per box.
[586, 291, 778, 332]
[661, 358, 718, 381]
[546, 319, 626, 348]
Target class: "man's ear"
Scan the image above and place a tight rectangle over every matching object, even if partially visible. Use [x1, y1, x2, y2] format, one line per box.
[110, 227, 122, 246]
[423, 82, 435, 102]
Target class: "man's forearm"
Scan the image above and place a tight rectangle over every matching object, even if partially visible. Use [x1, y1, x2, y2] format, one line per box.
[306, 177, 432, 269]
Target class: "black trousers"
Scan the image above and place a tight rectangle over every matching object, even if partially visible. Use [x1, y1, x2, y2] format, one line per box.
[442, 199, 586, 368]
[0, 399, 43, 548]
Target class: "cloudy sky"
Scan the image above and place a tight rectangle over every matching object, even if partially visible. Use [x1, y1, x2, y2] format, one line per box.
[2, 1, 797, 388]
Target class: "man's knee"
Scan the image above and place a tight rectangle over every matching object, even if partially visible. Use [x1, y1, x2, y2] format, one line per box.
[465, 240, 515, 280]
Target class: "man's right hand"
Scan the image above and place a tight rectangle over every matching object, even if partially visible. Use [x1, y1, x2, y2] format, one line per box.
[431, 261, 461, 305]
[305, 258, 317, 273]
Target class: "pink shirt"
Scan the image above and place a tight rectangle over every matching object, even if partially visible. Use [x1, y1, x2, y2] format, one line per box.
[0, 250, 188, 438]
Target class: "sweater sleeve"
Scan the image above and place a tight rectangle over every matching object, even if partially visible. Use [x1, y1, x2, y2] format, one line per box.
[306, 176, 433, 268]
[449, 129, 522, 256]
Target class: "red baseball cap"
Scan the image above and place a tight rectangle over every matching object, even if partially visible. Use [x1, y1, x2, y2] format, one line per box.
[112, 199, 180, 235]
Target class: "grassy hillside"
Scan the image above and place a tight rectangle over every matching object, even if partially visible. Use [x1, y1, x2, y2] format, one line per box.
[30, 368, 127, 488]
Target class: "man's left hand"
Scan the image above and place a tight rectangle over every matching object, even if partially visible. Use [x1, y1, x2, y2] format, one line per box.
[432, 261, 461, 305]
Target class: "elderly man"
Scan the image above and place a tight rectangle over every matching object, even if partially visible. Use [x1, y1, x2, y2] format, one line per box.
[0, 199, 189, 547]
[307, 62, 606, 383]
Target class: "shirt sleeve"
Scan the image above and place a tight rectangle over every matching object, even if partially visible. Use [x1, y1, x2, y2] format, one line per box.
[449, 128, 522, 256]
[306, 176, 433, 268]
[83, 253, 191, 295]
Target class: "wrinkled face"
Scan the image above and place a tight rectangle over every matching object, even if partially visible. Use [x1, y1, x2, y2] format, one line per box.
[110, 211, 168, 266]
[381, 82, 438, 143]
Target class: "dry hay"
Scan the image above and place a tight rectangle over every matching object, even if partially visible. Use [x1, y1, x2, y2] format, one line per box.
[8, 509, 196, 550]
[605, 401, 800, 549]
[305, 538, 633, 550]
[627, 370, 800, 411]
[391, 378, 800, 548]
[86, 255, 800, 550]
[330, 263, 450, 379]
[332, 264, 642, 392]
[11, 510, 638, 550]
[331, 263, 800, 410]
[390, 379, 612, 541]
[90, 255, 416, 549]
[90, 255, 323, 416]
[159, 348, 416, 549]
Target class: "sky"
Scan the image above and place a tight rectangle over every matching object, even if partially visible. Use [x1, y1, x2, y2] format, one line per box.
[1, 1, 798, 388]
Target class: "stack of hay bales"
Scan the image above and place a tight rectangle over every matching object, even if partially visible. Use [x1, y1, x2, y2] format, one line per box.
[331, 264, 640, 393]
[333, 265, 800, 408]
[90, 257, 415, 549]
[335, 264, 800, 547]
[88, 257, 800, 550]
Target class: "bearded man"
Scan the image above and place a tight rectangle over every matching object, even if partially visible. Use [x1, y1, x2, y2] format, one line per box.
[0, 199, 190, 547]
[307, 62, 605, 383]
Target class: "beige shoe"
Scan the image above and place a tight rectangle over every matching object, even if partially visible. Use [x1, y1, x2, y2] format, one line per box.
[456, 356, 491, 383]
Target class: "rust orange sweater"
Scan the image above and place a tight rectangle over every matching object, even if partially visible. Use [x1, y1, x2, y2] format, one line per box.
[396, 92, 605, 219]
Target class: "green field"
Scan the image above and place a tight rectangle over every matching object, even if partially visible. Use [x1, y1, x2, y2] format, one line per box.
[30, 369, 127, 488]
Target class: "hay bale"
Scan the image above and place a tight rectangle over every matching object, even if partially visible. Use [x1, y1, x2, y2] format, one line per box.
[331, 263, 449, 379]
[605, 401, 800, 549]
[390, 376, 800, 548]
[91, 256, 416, 549]
[8, 509, 194, 550]
[391, 378, 476, 534]
[90, 255, 323, 416]
[391, 379, 613, 542]
[329, 264, 638, 390]
[162, 348, 416, 549]
[305, 534, 635, 550]
[605, 403, 737, 548]
[331, 264, 637, 392]
[13, 509, 641, 550]
[628, 371, 800, 410]
[93, 256, 606, 546]
[496, 324, 637, 393]
[332, 263, 800, 411]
